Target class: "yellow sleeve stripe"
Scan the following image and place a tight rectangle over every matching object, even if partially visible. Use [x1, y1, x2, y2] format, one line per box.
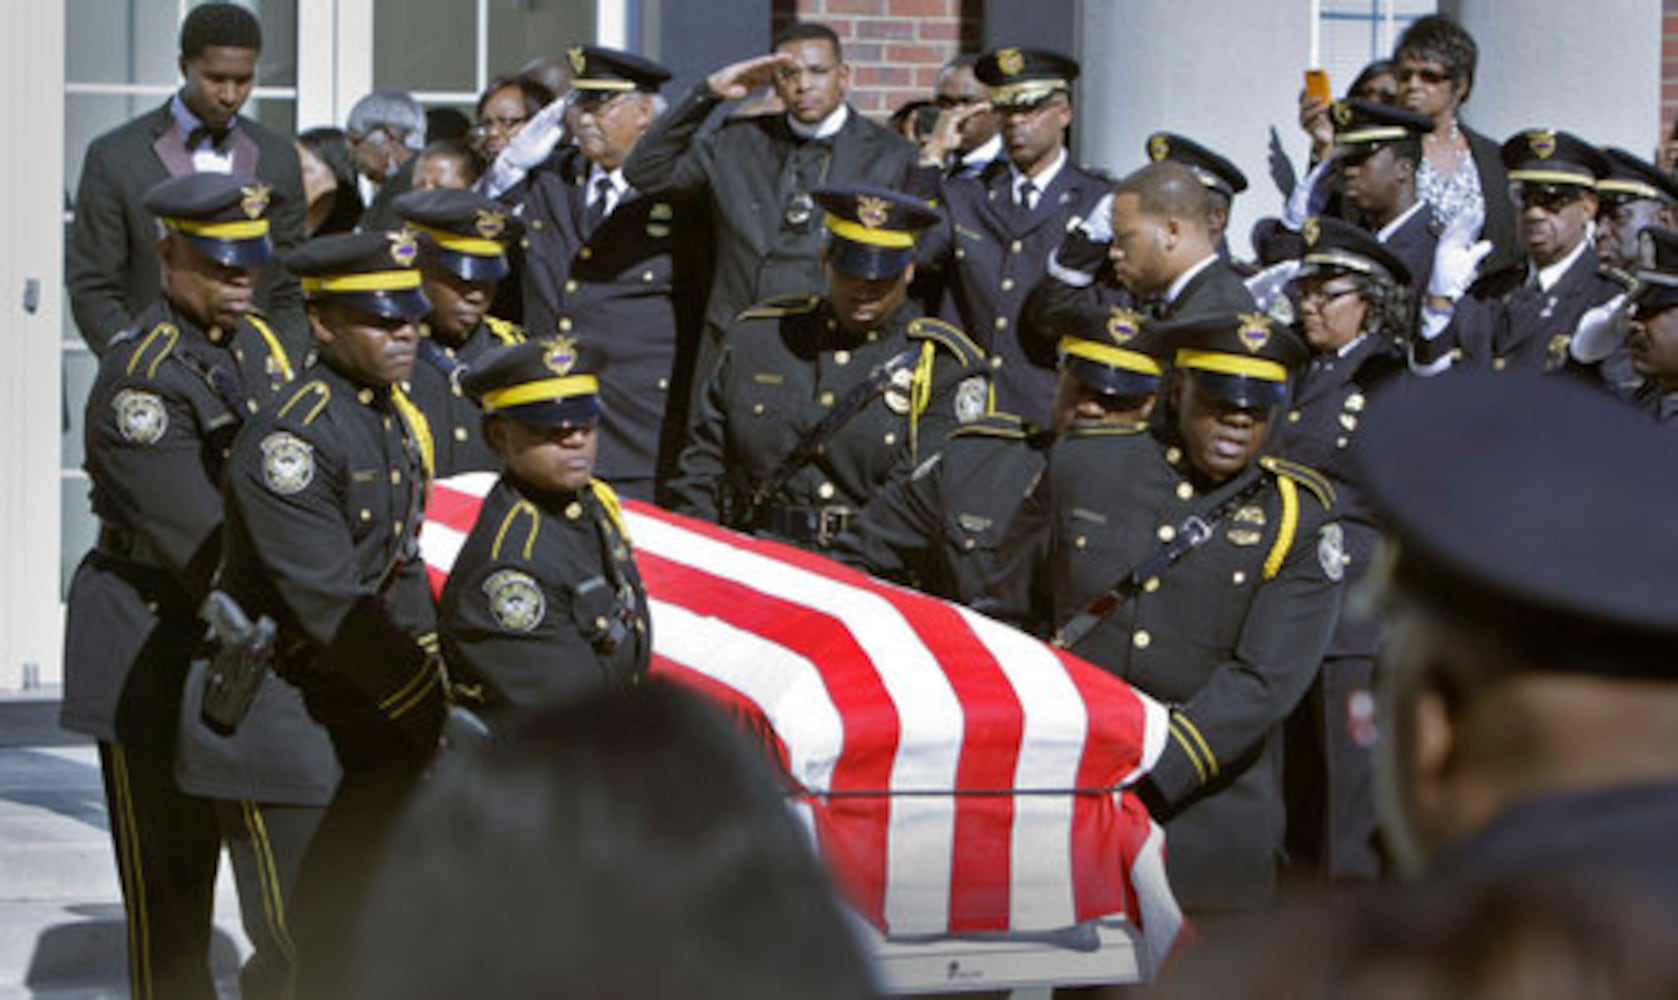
[377, 658, 438, 713]
[383, 665, 442, 720]
[1264, 475, 1299, 581]
[1170, 712, 1219, 781]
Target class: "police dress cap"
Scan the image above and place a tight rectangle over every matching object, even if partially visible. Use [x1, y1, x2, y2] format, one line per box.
[393, 187, 522, 283]
[1330, 99, 1432, 158]
[461, 337, 603, 429]
[143, 172, 275, 268]
[1059, 306, 1167, 398]
[565, 45, 671, 92]
[1356, 372, 1678, 675]
[1631, 225, 1678, 313]
[812, 185, 940, 280]
[1145, 132, 1249, 197]
[286, 230, 430, 321]
[974, 47, 1079, 110]
[1296, 214, 1413, 290]
[1159, 311, 1309, 409]
[1597, 147, 1678, 205]
[1501, 128, 1609, 189]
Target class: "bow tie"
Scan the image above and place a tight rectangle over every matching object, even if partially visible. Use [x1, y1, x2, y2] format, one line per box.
[187, 124, 232, 151]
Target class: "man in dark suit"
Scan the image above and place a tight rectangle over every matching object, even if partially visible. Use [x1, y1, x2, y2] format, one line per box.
[908, 47, 1112, 427]
[68, 2, 306, 358]
[518, 46, 709, 503]
[622, 23, 914, 415]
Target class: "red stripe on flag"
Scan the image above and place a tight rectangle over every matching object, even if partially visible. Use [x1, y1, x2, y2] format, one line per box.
[634, 548, 900, 928]
[426, 482, 486, 532]
[1064, 650, 1150, 922]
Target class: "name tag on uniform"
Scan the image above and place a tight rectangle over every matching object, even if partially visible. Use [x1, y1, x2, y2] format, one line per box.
[753, 373, 785, 385]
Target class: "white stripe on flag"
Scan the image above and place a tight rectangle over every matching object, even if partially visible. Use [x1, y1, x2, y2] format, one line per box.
[419, 519, 468, 578]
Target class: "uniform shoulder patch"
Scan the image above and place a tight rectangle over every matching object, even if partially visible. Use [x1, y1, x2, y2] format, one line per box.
[953, 375, 987, 424]
[736, 294, 821, 322]
[259, 432, 315, 494]
[275, 380, 332, 426]
[1318, 522, 1346, 582]
[1261, 456, 1336, 509]
[1598, 265, 1637, 291]
[484, 568, 545, 632]
[485, 315, 526, 344]
[122, 321, 179, 380]
[951, 411, 1027, 440]
[907, 317, 985, 368]
[112, 388, 168, 444]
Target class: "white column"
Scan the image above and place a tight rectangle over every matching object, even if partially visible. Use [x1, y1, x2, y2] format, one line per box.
[1074, 0, 1315, 260]
[1, 0, 67, 688]
[1444, 0, 1662, 157]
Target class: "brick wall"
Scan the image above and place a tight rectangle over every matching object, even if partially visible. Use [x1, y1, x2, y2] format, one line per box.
[1665, 0, 1678, 147]
[772, 0, 985, 120]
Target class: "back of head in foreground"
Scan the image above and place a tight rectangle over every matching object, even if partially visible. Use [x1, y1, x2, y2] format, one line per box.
[355, 679, 878, 1000]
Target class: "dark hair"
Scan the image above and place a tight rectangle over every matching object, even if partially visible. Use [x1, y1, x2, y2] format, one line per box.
[179, 2, 262, 58]
[773, 21, 844, 62]
[356, 681, 878, 1000]
[1115, 161, 1215, 227]
[1347, 59, 1396, 99]
[1394, 15, 1478, 102]
[425, 106, 473, 143]
[475, 74, 555, 122]
[417, 137, 483, 184]
[298, 126, 363, 236]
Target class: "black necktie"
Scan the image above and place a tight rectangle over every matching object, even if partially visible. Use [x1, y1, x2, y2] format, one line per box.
[187, 124, 231, 151]
[585, 177, 613, 235]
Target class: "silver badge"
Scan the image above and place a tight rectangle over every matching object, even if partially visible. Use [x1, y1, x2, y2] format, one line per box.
[113, 389, 167, 445]
[260, 432, 314, 495]
[485, 569, 544, 631]
[1318, 522, 1346, 582]
[883, 366, 914, 414]
[954, 376, 987, 424]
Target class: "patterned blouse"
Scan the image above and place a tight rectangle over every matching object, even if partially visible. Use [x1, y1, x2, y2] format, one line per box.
[1417, 144, 1484, 235]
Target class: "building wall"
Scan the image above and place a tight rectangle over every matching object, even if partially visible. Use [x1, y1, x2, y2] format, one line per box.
[1665, 0, 1678, 149]
[772, 0, 985, 118]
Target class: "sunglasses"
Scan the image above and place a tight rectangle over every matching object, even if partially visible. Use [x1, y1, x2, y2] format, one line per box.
[1396, 65, 1451, 85]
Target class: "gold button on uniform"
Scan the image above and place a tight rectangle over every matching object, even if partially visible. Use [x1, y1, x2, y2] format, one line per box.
[454, 427, 468, 441]
[1232, 571, 1247, 585]
[752, 403, 765, 415]
[1074, 535, 1088, 549]
[835, 350, 850, 365]
[393, 521, 404, 535]
[358, 388, 375, 405]
[817, 481, 836, 500]
[565, 502, 582, 520]
[360, 509, 372, 522]
[1176, 482, 1193, 500]
[994, 316, 1009, 330]
[1000, 277, 1015, 292]
[578, 246, 592, 260]
[1143, 576, 1160, 593]
[642, 270, 655, 283]
[1133, 630, 1151, 649]
[390, 469, 402, 484]
[657, 377, 669, 391]
[963, 538, 977, 551]
[819, 391, 835, 407]
[883, 432, 896, 445]
[1165, 446, 1182, 465]
[557, 317, 574, 332]
[1287, 410, 1301, 424]
[564, 279, 579, 293]
[1009, 239, 1023, 253]
[1157, 524, 1176, 542]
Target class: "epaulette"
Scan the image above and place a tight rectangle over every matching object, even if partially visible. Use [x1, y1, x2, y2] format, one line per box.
[736, 294, 821, 322]
[1063, 419, 1149, 439]
[1260, 456, 1336, 509]
[1598, 265, 1638, 292]
[907, 316, 985, 368]
[490, 498, 542, 562]
[275, 379, 332, 426]
[950, 412, 1030, 440]
[123, 321, 180, 380]
[485, 314, 525, 345]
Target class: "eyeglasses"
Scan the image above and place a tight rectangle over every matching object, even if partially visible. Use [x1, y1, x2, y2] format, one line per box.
[474, 114, 528, 135]
[1296, 283, 1364, 307]
[1396, 64, 1451, 86]
[1512, 183, 1587, 213]
[570, 91, 628, 116]
[775, 63, 837, 83]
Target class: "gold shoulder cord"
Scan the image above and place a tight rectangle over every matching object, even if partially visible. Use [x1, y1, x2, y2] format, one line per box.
[245, 314, 296, 381]
[390, 386, 436, 478]
[1263, 476, 1299, 581]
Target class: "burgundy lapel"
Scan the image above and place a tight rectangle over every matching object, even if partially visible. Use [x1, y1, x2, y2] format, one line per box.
[152, 122, 195, 179]
[230, 128, 260, 176]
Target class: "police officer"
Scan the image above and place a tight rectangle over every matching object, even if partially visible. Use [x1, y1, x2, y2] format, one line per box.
[1145, 132, 1249, 259]
[1277, 217, 1411, 882]
[63, 172, 293, 1000]
[219, 229, 444, 995]
[440, 341, 649, 728]
[833, 307, 1167, 607]
[909, 47, 1111, 427]
[1328, 100, 1438, 303]
[1416, 129, 1630, 374]
[991, 312, 1342, 914]
[668, 185, 989, 551]
[395, 186, 525, 476]
[1595, 147, 1678, 272]
[1626, 226, 1678, 423]
[517, 46, 708, 502]
[1358, 372, 1678, 927]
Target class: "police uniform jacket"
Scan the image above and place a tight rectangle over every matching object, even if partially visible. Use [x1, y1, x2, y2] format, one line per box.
[176, 364, 438, 803]
[1018, 424, 1343, 911]
[623, 86, 915, 385]
[519, 146, 710, 492]
[68, 101, 307, 357]
[406, 316, 523, 477]
[63, 301, 293, 743]
[1419, 247, 1631, 372]
[1382, 204, 1438, 306]
[440, 475, 649, 727]
[667, 297, 990, 534]
[833, 412, 1050, 605]
[1278, 335, 1405, 657]
[1632, 381, 1678, 424]
[907, 158, 1112, 426]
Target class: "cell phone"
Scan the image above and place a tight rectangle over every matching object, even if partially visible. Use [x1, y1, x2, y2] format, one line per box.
[1304, 68, 1332, 104]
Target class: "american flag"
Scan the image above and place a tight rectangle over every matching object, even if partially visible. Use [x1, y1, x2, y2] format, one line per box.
[422, 473, 1185, 970]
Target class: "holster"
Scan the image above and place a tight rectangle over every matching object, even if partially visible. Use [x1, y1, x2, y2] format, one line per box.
[199, 591, 277, 735]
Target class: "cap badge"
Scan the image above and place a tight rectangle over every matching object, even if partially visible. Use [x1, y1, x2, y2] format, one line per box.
[1332, 101, 1353, 127]
[1148, 134, 1170, 162]
[1529, 129, 1558, 160]
[996, 48, 1025, 77]
[856, 195, 891, 230]
[475, 209, 507, 240]
[1302, 216, 1321, 247]
[388, 230, 419, 267]
[1237, 312, 1273, 353]
[1106, 306, 1143, 343]
[567, 46, 587, 76]
[240, 184, 271, 220]
[543, 335, 579, 376]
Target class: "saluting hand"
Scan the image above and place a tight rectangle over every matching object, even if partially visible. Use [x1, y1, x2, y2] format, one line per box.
[918, 100, 993, 167]
[707, 53, 797, 101]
